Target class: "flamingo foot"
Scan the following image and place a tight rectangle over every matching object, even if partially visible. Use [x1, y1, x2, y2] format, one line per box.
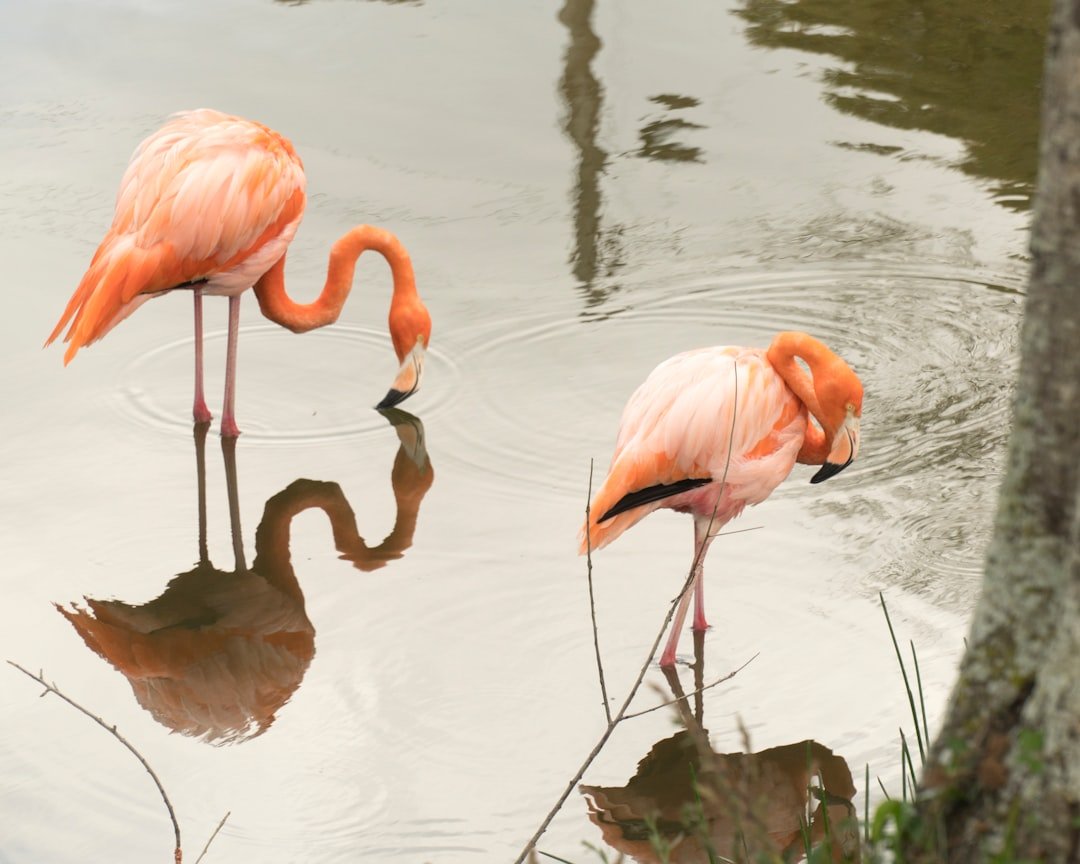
[220, 416, 241, 438]
[660, 623, 683, 668]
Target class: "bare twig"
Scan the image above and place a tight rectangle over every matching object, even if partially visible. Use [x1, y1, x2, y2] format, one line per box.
[621, 653, 759, 721]
[585, 458, 612, 724]
[193, 811, 231, 864]
[712, 525, 764, 538]
[8, 661, 182, 859]
[515, 359, 743, 864]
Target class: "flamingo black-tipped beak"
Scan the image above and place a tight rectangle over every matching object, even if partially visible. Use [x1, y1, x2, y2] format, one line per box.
[375, 341, 426, 411]
[376, 388, 411, 409]
[810, 413, 859, 484]
[810, 458, 851, 484]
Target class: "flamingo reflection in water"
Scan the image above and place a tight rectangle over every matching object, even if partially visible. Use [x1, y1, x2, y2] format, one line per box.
[581, 635, 860, 863]
[57, 409, 433, 744]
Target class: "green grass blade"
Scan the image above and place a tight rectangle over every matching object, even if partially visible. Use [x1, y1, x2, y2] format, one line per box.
[879, 592, 926, 764]
[910, 639, 930, 754]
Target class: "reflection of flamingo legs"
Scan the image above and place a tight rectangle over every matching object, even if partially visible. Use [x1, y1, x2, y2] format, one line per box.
[659, 628, 708, 738]
[221, 434, 247, 571]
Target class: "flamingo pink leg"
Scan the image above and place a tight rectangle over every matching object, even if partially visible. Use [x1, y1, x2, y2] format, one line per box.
[220, 294, 242, 438]
[692, 513, 714, 631]
[660, 515, 717, 667]
[192, 290, 212, 423]
[693, 571, 708, 631]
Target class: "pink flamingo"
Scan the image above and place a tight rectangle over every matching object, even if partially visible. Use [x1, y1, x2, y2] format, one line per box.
[581, 332, 863, 667]
[46, 109, 432, 437]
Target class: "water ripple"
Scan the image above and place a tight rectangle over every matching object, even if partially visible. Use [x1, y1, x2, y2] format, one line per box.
[114, 323, 462, 446]
[440, 265, 1021, 515]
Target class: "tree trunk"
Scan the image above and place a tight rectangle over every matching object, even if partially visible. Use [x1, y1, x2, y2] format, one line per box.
[912, 0, 1080, 859]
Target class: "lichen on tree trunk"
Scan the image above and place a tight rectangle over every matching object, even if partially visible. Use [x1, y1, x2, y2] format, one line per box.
[912, 0, 1080, 860]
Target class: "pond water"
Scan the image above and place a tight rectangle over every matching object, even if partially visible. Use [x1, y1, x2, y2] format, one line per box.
[0, 0, 1043, 861]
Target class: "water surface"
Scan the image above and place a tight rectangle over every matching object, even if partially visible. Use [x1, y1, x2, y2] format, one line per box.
[0, 0, 1039, 860]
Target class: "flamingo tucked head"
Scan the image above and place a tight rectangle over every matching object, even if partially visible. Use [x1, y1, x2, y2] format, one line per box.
[766, 331, 863, 485]
[377, 298, 433, 409]
[807, 351, 863, 484]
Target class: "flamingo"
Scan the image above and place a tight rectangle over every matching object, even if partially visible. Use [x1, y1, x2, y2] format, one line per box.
[581, 331, 863, 667]
[45, 109, 432, 437]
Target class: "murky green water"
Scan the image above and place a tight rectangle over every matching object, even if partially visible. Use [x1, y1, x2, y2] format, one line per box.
[0, 0, 1042, 860]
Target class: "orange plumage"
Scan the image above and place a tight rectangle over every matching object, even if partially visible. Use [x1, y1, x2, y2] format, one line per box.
[47, 109, 431, 436]
[583, 332, 863, 667]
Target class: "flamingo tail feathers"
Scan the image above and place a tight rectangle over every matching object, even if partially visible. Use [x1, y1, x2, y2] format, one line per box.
[46, 236, 180, 364]
[598, 477, 711, 523]
[580, 450, 710, 554]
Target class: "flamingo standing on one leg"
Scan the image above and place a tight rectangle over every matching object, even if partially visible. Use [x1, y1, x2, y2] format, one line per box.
[45, 109, 432, 437]
[581, 331, 863, 667]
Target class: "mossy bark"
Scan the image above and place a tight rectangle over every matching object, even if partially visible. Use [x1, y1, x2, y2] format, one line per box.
[911, 0, 1080, 860]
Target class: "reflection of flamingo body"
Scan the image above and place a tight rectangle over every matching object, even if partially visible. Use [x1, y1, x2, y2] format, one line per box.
[582, 643, 859, 862]
[582, 332, 863, 667]
[582, 736, 858, 862]
[46, 109, 433, 436]
[57, 410, 434, 743]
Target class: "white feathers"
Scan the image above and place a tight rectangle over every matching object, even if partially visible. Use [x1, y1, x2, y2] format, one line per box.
[611, 345, 807, 504]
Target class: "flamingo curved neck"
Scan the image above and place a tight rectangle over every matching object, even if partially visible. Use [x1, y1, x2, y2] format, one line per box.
[767, 332, 832, 465]
[253, 225, 418, 334]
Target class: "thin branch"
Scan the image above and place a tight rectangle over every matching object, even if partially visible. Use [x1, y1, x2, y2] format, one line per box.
[193, 811, 231, 864]
[536, 851, 579, 864]
[585, 458, 612, 724]
[711, 525, 764, 538]
[513, 359, 742, 864]
[7, 661, 182, 859]
[621, 653, 759, 721]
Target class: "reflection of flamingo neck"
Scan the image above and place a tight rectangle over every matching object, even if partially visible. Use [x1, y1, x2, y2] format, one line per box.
[253, 481, 361, 601]
[378, 446, 433, 561]
[253, 224, 419, 337]
[253, 436, 433, 585]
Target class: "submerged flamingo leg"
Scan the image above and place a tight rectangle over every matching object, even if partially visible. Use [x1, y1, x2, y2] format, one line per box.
[220, 294, 242, 438]
[193, 290, 212, 423]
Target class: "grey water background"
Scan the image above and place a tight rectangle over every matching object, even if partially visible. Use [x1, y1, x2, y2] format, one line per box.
[0, 0, 1041, 860]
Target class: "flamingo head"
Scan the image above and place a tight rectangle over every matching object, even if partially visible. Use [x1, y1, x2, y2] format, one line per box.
[378, 301, 432, 409]
[810, 360, 863, 484]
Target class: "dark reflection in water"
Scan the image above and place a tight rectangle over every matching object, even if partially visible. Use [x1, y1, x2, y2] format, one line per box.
[735, 0, 1049, 210]
[559, 0, 615, 304]
[559, 2, 709, 306]
[57, 410, 433, 744]
[637, 95, 705, 164]
[582, 637, 858, 862]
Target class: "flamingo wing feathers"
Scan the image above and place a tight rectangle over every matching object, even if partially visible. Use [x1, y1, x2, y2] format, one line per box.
[47, 109, 307, 362]
[583, 346, 808, 552]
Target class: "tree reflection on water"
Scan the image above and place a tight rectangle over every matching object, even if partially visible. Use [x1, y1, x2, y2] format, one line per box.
[735, 0, 1050, 211]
